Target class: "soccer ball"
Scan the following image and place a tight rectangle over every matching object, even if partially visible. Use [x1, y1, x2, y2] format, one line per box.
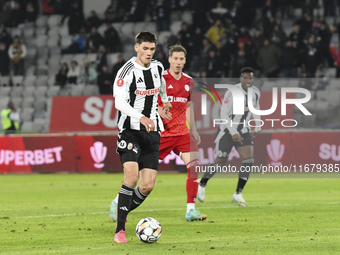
[135, 217, 162, 243]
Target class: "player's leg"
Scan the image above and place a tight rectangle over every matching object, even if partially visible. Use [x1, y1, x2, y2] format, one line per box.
[198, 129, 232, 202]
[114, 162, 139, 242]
[128, 131, 160, 212]
[181, 151, 207, 221]
[232, 134, 254, 206]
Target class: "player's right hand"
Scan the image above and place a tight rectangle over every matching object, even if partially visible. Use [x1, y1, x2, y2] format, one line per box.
[232, 133, 243, 145]
[158, 106, 172, 120]
[140, 116, 155, 133]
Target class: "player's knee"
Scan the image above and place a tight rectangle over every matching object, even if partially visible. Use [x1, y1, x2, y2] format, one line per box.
[124, 172, 139, 187]
[140, 182, 154, 194]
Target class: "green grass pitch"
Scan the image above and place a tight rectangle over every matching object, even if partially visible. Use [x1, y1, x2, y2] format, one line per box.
[0, 173, 339, 254]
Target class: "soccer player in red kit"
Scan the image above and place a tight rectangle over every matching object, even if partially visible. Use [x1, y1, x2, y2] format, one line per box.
[158, 44, 207, 221]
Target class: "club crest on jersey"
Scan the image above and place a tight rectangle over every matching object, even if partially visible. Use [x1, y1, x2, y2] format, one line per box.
[117, 78, 124, 87]
[135, 87, 160, 96]
[118, 140, 127, 149]
[168, 96, 173, 102]
[185, 85, 190, 91]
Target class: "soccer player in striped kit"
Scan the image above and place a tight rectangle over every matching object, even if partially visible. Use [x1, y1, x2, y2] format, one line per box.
[158, 45, 207, 221]
[111, 31, 171, 243]
[197, 67, 261, 206]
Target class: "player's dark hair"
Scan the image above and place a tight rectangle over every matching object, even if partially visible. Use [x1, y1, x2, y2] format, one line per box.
[241, 67, 255, 75]
[169, 44, 187, 56]
[135, 31, 157, 44]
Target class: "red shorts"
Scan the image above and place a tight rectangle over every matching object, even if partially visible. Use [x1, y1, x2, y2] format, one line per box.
[159, 133, 199, 160]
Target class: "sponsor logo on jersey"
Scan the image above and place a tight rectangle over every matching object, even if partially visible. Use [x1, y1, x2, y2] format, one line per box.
[127, 143, 133, 150]
[117, 78, 124, 87]
[135, 88, 160, 96]
[173, 97, 188, 103]
[185, 84, 189, 91]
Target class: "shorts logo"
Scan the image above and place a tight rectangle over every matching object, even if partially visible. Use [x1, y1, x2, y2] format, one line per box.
[133, 145, 139, 153]
[185, 85, 189, 91]
[117, 78, 124, 87]
[127, 143, 133, 150]
[118, 140, 127, 149]
[224, 97, 229, 104]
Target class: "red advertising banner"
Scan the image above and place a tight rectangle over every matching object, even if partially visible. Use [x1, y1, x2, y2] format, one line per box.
[50, 95, 119, 133]
[1, 132, 339, 174]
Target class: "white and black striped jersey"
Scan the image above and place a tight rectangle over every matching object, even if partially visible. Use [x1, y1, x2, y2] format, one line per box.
[220, 83, 261, 135]
[113, 57, 166, 132]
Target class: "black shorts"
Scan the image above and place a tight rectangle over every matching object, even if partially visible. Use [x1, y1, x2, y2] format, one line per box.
[116, 129, 160, 170]
[215, 127, 253, 158]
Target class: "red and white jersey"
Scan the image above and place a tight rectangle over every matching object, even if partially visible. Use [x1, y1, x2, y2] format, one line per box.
[158, 69, 193, 137]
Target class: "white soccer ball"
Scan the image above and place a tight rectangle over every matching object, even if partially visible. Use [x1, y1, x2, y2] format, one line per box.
[135, 217, 162, 243]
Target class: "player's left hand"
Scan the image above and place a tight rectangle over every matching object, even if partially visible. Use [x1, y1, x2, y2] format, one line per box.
[158, 106, 172, 120]
[253, 130, 261, 138]
[163, 102, 172, 114]
[191, 130, 201, 145]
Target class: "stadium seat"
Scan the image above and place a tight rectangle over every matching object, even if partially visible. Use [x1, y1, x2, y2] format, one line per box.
[36, 16, 48, 27]
[83, 85, 99, 95]
[25, 66, 36, 76]
[324, 68, 336, 78]
[170, 11, 181, 23]
[36, 76, 49, 86]
[58, 25, 69, 37]
[21, 108, 35, 122]
[46, 86, 61, 97]
[158, 31, 172, 44]
[145, 22, 157, 33]
[70, 84, 84, 96]
[48, 27, 60, 37]
[85, 53, 97, 63]
[327, 79, 340, 89]
[327, 90, 340, 107]
[10, 87, 23, 98]
[33, 86, 48, 98]
[0, 76, 10, 86]
[288, 79, 299, 87]
[61, 54, 74, 64]
[12, 76, 23, 86]
[33, 119, 46, 132]
[21, 121, 34, 131]
[22, 97, 35, 108]
[133, 22, 148, 35]
[0, 88, 11, 97]
[33, 98, 47, 111]
[47, 36, 59, 48]
[121, 22, 134, 36]
[35, 35, 47, 47]
[316, 90, 328, 101]
[60, 36, 73, 49]
[0, 97, 10, 110]
[47, 15, 62, 27]
[47, 75, 56, 86]
[10, 97, 22, 108]
[58, 87, 72, 96]
[23, 27, 35, 39]
[22, 87, 36, 97]
[74, 53, 86, 63]
[170, 21, 182, 35]
[33, 110, 46, 120]
[35, 27, 47, 36]
[23, 75, 37, 87]
[107, 53, 122, 67]
[50, 46, 62, 56]
[181, 11, 193, 24]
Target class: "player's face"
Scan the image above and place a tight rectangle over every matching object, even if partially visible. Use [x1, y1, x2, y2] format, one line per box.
[168, 51, 186, 74]
[240, 72, 255, 91]
[135, 42, 156, 67]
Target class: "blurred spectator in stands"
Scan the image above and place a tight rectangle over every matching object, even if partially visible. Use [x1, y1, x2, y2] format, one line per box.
[270, 23, 287, 49]
[62, 28, 87, 54]
[97, 65, 113, 95]
[277, 0, 292, 19]
[328, 25, 339, 57]
[80, 60, 97, 84]
[208, 1, 228, 24]
[216, 41, 230, 77]
[42, 0, 55, 14]
[87, 27, 104, 53]
[205, 49, 222, 78]
[207, 19, 226, 45]
[323, 0, 335, 17]
[311, 64, 327, 90]
[55, 62, 69, 87]
[178, 22, 192, 67]
[53, 0, 69, 15]
[104, 0, 125, 23]
[257, 38, 282, 77]
[296, 13, 313, 39]
[24, 2, 37, 23]
[232, 48, 252, 77]
[104, 22, 121, 53]
[112, 54, 125, 79]
[289, 24, 304, 50]
[251, 28, 265, 69]
[95, 45, 107, 73]
[230, 0, 250, 28]
[125, 0, 144, 22]
[85, 10, 102, 33]
[9, 1, 24, 27]
[302, 35, 323, 77]
[189, 27, 205, 75]
[331, 41, 340, 77]
[0, 4, 11, 27]
[0, 29, 12, 75]
[262, 0, 276, 36]
[1, 101, 20, 135]
[67, 60, 80, 84]
[155, 50, 168, 70]
[152, 0, 170, 32]
[281, 40, 299, 78]
[200, 38, 213, 69]
[8, 35, 26, 76]
[62, 1, 84, 35]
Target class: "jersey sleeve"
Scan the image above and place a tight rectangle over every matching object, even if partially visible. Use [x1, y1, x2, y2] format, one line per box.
[113, 65, 133, 99]
[252, 88, 261, 132]
[188, 78, 195, 101]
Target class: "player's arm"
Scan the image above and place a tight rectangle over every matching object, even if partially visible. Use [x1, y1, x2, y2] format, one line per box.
[220, 90, 243, 144]
[159, 77, 172, 114]
[113, 71, 154, 132]
[252, 90, 261, 138]
[186, 101, 201, 145]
